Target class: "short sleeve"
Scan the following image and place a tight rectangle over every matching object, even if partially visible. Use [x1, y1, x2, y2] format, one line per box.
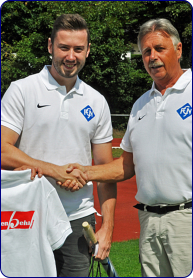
[91, 97, 113, 144]
[120, 105, 135, 153]
[1, 82, 25, 135]
[46, 186, 72, 251]
[120, 118, 133, 152]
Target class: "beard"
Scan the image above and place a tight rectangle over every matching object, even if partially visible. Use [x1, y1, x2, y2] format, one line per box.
[52, 53, 86, 79]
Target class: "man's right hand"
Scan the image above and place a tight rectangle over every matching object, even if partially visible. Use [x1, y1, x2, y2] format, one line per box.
[66, 163, 86, 174]
[55, 164, 88, 192]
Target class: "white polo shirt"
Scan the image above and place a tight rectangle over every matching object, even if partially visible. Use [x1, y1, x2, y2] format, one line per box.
[1, 66, 113, 220]
[1, 169, 72, 277]
[121, 69, 192, 205]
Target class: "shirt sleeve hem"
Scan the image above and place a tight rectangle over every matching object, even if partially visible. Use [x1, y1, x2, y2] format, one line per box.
[91, 135, 113, 144]
[51, 227, 72, 251]
[1, 121, 21, 135]
[120, 142, 133, 153]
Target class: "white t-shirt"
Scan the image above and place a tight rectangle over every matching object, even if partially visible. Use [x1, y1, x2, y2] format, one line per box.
[1, 65, 113, 221]
[1, 169, 72, 277]
[121, 69, 192, 205]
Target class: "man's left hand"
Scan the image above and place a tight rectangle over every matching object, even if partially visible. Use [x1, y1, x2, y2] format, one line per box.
[14, 165, 43, 180]
[94, 225, 112, 261]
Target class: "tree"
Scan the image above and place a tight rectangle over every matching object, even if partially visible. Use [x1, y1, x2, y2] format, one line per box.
[1, 1, 192, 128]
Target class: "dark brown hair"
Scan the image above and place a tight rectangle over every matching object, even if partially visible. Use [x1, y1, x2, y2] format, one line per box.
[51, 14, 90, 47]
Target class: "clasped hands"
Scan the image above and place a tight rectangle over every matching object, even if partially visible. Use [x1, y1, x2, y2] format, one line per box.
[56, 163, 87, 192]
[13, 163, 87, 192]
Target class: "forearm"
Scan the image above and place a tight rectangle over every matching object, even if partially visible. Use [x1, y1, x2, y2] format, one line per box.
[1, 126, 87, 190]
[2, 144, 66, 182]
[85, 162, 122, 182]
[85, 154, 135, 183]
[1, 144, 37, 170]
[98, 182, 117, 231]
[94, 181, 117, 259]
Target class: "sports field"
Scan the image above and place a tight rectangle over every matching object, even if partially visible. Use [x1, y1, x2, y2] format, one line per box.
[93, 176, 140, 242]
[92, 137, 142, 276]
[93, 137, 140, 241]
[93, 178, 141, 276]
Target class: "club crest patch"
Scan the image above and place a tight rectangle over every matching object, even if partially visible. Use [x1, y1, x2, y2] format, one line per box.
[81, 105, 95, 122]
[177, 103, 192, 120]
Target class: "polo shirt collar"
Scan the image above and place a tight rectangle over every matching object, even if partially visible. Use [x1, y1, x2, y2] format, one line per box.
[40, 65, 83, 95]
[172, 68, 192, 90]
[149, 83, 159, 96]
[149, 68, 192, 96]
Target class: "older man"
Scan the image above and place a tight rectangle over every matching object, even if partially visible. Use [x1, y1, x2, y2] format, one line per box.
[66, 18, 192, 277]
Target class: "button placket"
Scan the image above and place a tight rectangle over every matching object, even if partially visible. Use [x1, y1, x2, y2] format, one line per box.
[156, 91, 171, 118]
[60, 97, 69, 119]
[154, 93, 163, 118]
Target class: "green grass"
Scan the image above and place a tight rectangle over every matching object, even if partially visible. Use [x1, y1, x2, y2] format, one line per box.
[92, 129, 124, 159]
[92, 130, 140, 276]
[91, 239, 141, 277]
[112, 148, 123, 158]
[92, 144, 123, 159]
[113, 129, 126, 139]
[112, 129, 124, 158]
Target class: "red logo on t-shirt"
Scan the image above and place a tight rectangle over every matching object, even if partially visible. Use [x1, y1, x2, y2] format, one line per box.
[1, 211, 35, 230]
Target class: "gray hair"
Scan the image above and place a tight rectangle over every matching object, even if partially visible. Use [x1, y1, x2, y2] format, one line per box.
[137, 18, 181, 52]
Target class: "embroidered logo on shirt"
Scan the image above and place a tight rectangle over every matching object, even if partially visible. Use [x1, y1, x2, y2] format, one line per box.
[1, 211, 35, 230]
[80, 105, 95, 122]
[177, 103, 192, 120]
[138, 115, 146, 121]
[37, 104, 51, 108]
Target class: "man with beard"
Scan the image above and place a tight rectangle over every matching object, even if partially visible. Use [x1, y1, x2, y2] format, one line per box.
[1, 14, 117, 277]
[65, 18, 192, 277]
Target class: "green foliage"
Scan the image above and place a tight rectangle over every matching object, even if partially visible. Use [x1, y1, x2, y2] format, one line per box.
[1, 1, 192, 129]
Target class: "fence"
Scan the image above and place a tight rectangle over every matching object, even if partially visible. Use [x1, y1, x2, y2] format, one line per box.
[111, 114, 130, 130]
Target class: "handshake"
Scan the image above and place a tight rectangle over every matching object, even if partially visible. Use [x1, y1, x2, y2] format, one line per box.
[56, 163, 89, 192]
[14, 163, 90, 193]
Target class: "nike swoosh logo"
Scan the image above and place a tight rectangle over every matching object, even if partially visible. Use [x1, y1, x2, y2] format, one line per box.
[37, 104, 51, 108]
[138, 115, 146, 120]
